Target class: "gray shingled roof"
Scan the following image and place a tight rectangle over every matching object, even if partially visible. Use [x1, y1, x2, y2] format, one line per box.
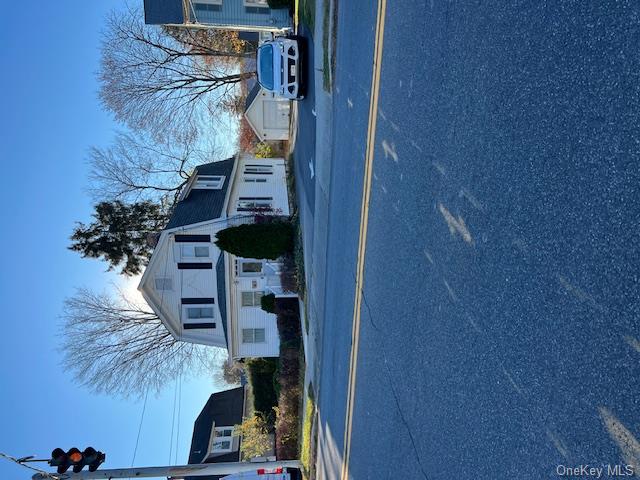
[216, 254, 229, 348]
[187, 388, 244, 465]
[143, 0, 184, 25]
[244, 83, 262, 112]
[165, 158, 235, 230]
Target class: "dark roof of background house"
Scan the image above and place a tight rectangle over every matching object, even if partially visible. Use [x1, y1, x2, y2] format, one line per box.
[216, 254, 229, 348]
[165, 158, 235, 229]
[187, 387, 245, 465]
[143, 0, 184, 25]
[244, 83, 262, 112]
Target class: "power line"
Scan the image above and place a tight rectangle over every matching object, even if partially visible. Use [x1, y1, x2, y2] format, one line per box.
[174, 369, 183, 465]
[168, 375, 179, 464]
[0, 452, 60, 480]
[131, 389, 149, 467]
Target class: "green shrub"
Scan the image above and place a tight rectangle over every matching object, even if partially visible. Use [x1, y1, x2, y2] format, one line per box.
[261, 293, 276, 313]
[254, 142, 275, 158]
[215, 221, 294, 260]
[274, 297, 303, 459]
[246, 358, 279, 425]
[235, 415, 273, 459]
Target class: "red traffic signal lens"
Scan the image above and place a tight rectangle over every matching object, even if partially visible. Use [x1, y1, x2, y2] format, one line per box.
[69, 452, 83, 462]
[67, 448, 83, 463]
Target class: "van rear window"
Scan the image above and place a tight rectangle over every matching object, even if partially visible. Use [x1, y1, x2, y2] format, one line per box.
[258, 45, 274, 90]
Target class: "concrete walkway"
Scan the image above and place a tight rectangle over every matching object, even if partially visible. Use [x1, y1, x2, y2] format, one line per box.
[290, 1, 337, 477]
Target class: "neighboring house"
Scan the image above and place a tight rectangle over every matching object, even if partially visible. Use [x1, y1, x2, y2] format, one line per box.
[244, 83, 291, 141]
[138, 153, 292, 360]
[143, 0, 293, 32]
[185, 386, 246, 480]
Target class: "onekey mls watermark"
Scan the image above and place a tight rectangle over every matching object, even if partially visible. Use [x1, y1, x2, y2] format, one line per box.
[556, 464, 635, 478]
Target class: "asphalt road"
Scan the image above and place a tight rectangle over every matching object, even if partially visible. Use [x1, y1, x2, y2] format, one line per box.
[293, 24, 317, 214]
[308, 1, 640, 479]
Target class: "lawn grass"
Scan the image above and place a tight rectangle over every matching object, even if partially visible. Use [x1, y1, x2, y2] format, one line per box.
[300, 383, 316, 475]
[322, 0, 331, 91]
[299, 0, 316, 32]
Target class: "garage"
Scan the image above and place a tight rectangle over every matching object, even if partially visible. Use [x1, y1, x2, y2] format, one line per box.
[244, 84, 291, 141]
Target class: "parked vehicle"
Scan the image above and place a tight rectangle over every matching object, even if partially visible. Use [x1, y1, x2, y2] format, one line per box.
[222, 466, 302, 480]
[257, 36, 305, 100]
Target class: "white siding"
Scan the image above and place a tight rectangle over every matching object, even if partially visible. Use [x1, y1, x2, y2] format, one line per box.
[139, 223, 228, 348]
[141, 153, 293, 358]
[228, 154, 290, 217]
[245, 88, 290, 141]
[233, 274, 280, 358]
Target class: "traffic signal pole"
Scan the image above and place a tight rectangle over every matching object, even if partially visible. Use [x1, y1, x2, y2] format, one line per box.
[31, 460, 303, 480]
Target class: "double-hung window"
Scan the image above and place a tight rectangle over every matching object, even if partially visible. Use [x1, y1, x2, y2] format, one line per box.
[154, 277, 173, 291]
[208, 426, 234, 455]
[183, 304, 216, 329]
[195, 175, 225, 190]
[242, 328, 266, 343]
[237, 197, 273, 212]
[245, 0, 269, 13]
[241, 291, 263, 307]
[244, 164, 273, 175]
[194, 0, 223, 14]
[187, 307, 214, 319]
[181, 245, 210, 258]
[238, 259, 263, 276]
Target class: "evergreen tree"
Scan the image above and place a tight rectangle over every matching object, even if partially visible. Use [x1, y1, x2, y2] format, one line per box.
[215, 221, 294, 260]
[69, 200, 168, 276]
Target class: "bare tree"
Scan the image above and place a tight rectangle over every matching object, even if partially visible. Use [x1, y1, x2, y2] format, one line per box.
[99, 8, 255, 137]
[215, 359, 245, 386]
[162, 26, 257, 63]
[88, 131, 216, 206]
[60, 288, 221, 398]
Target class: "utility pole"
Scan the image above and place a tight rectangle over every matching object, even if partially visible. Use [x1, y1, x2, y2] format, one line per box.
[31, 460, 302, 480]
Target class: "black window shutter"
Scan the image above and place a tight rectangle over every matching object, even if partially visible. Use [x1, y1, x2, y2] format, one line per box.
[178, 263, 213, 270]
[182, 298, 215, 304]
[183, 323, 216, 330]
[175, 234, 211, 243]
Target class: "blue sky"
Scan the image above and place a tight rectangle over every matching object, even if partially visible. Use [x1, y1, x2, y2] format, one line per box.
[0, 2, 236, 477]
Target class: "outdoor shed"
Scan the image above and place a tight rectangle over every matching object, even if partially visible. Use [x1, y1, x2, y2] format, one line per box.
[244, 84, 291, 141]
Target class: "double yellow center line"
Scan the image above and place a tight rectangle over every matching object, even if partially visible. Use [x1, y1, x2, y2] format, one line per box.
[341, 1, 388, 479]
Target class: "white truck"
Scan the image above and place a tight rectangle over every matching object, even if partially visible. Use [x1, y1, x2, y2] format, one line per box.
[257, 36, 305, 100]
[221, 466, 301, 480]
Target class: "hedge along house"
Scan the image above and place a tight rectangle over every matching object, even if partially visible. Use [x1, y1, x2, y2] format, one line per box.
[244, 83, 291, 141]
[143, 0, 293, 33]
[185, 386, 247, 480]
[137, 153, 293, 360]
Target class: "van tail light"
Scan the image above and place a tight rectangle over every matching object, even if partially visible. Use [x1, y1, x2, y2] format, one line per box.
[257, 467, 284, 474]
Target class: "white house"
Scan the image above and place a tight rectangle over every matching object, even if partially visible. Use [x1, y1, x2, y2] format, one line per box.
[244, 83, 291, 141]
[187, 386, 247, 466]
[143, 0, 293, 33]
[138, 153, 292, 360]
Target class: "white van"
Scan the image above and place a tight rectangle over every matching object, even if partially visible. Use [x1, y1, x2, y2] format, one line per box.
[222, 466, 302, 480]
[257, 36, 305, 100]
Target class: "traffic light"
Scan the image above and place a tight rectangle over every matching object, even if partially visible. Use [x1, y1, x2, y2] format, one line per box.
[82, 447, 106, 472]
[49, 447, 105, 474]
[49, 448, 70, 474]
[68, 448, 84, 473]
